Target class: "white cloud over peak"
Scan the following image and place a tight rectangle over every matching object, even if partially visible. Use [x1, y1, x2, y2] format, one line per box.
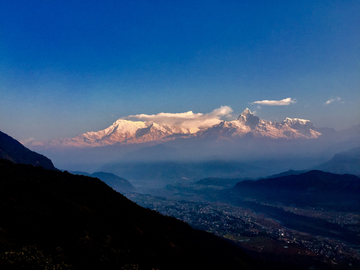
[209, 106, 233, 116]
[251, 97, 296, 106]
[325, 97, 341, 105]
[125, 106, 233, 133]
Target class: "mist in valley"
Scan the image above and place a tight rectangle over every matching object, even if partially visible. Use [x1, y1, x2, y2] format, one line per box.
[29, 124, 359, 192]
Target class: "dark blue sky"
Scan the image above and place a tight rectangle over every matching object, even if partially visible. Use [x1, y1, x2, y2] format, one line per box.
[0, 0, 359, 141]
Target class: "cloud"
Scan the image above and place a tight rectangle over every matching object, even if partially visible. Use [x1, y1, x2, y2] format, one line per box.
[251, 97, 296, 106]
[125, 106, 233, 133]
[210, 106, 233, 116]
[325, 97, 341, 105]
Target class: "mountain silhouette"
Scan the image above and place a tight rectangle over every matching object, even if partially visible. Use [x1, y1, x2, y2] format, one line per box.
[231, 170, 360, 211]
[314, 146, 360, 175]
[71, 171, 135, 192]
[0, 130, 57, 170]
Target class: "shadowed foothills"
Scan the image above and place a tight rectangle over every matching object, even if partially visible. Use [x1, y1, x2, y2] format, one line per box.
[0, 158, 269, 270]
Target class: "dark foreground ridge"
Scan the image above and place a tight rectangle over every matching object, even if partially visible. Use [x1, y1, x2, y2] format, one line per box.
[0, 131, 57, 171]
[0, 159, 270, 270]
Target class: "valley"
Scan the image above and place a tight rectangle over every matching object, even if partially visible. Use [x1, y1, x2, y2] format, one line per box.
[1, 123, 359, 269]
[126, 190, 360, 269]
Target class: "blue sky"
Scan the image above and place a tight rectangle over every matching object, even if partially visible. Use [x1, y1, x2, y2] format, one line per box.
[0, 0, 359, 141]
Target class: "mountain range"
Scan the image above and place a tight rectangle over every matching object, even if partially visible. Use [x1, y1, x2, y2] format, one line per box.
[231, 170, 360, 211]
[27, 109, 324, 148]
[23, 109, 360, 174]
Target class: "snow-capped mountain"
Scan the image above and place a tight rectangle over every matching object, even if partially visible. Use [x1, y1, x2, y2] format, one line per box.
[30, 119, 194, 147]
[28, 109, 322, 148]
[199, 109, 321, 140]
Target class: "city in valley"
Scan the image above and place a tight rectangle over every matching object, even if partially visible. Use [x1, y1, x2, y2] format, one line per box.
[127, 188, 360, 269]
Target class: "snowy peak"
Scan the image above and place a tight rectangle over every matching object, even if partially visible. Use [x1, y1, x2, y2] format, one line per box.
[237, 108, 261, 128]
[282, 117, 314, 129]
[237, 108, 254, 120]
[281, 117, 318, 137]
[79, 119, 147, 145]
[241, 108, 252, 115]
[114, 119, 147, 128]
[282, 117, 311, 125]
